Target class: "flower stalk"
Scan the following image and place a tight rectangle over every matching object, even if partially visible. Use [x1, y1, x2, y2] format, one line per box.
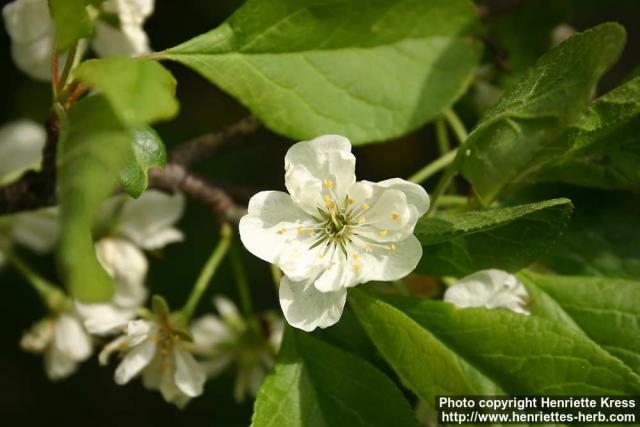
[182, 222, 233, 320]
[7, 251, 68, 312]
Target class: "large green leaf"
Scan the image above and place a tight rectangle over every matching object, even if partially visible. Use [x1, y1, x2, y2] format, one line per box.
[251, 327, 417, 427]
[49, 0, 93, 52]
[349, 288, 640, 411]
[542, 189, 640, 280]
[73, 57, 179, 125]
[57, 96, 131, 301]
[119, 127, 167, 198]
[415, 198, 573, 276]
[533, 76, 640, 190]
[160, 0, 482, 145]
[457, 23, 626, 205]
[521, 271, 640, 374]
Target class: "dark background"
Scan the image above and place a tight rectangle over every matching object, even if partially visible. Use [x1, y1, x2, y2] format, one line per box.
[0, 0, 638, 425]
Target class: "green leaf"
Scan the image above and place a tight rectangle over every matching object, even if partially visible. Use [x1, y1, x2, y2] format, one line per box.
[119, 127, 167, 198]
[521, 271, 640, 374]
[458, 23, 626, 205]
[533, 76, 640, 189]
[251, 326, 417, 427]
[160, 0, 482, 145]
[415, 198, 573, 276]
[349, 288, 640, 410]
[57, 96, 131, 302]
[542, 189, 640, 280]
[49, 0, 93, 52]
[73, 57, 179, 126]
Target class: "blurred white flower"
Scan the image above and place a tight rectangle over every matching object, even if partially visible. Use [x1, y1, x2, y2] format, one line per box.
[0, 121, 59, 266]
[444, 269, 531, 315]
[75, 238, 148, 335]
[21, 312, 92, 380]
[2, 0, 55, 80]
[240, 135, 429, 331]
[2, 0, 155, 80]
[190, 296, 284, 402]
[92, 0, 155, 57]
[100, 318, 206, 408]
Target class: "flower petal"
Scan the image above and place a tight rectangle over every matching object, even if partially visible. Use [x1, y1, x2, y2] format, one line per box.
[190, 315, 233, 352]
[117, 190, 185, 250]
[95, 237, 148, 308]
[358, 235, 423, 283]
[44, 346, 78, 380]
[279, 276, 347, 331]
[114, 338, 156, 384]
[75, 302, 137, 335]
[376, 178, 430, 216]
[53, 314, 92, 361]
[11, 207, 59, 253]
[93, 20, 150, 57]
[173, 348, 206, 397]
[284, 135, 356, 213]
[0, 120, 46, 181]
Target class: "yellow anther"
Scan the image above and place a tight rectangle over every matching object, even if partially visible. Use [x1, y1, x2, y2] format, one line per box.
[307, 229, 315, 236]
[388, 244, 397, 254]
[318, 254, 325, 259]
[378, 229, 388, 237]
[277, 228, 287, 235]
[353, 263, 361, 271]
[391, 212, 399, 220]
[346, 197, 354, 205]
[352, 253, 360, 260]
[297, 226, 305, 233]
[323, 194, 332, 203]
[358, 216, 366, 224]
[362, 203, 370, 210]
[363, 245, 372, 253]
[323, 179, 334, 189]
[173, 334, 181, 341]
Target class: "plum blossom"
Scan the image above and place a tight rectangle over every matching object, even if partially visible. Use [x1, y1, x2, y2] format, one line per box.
[100, 318, 206, 408]
[190, 296, 284, 402]
[75, 190, 184, 334]
[444, 269, 531, 315]
[240, 135, 429, 331]
[2, 0, 155, 80]
[21, 311, 93, 380]
[0, 121, 59, 266]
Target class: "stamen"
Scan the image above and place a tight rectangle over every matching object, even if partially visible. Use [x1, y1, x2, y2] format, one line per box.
[353, 263, 361, 271]
[346, 197, 354, 205]
[358, 216, 366, 224]
[362, 203, 370, 210]
[391, 212, 399, 220]
[277, 227, 287, 234]
[388, 244, 397, 254]
[296, 226, 305, 233]
[378, 229, 388, 237]
[352, 253, 360, 260]
[323, 179, 334, 189]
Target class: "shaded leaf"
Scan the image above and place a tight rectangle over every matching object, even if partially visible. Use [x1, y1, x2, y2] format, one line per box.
[415, 198, 573, 276]
[119, 127, 167, 198]
[49, 0, 93, 52]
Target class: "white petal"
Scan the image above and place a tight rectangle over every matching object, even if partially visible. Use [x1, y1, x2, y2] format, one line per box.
[75, 302, 137, 335]
[20, 318, 54, 352]
[0, 120, 46, 181]
[11, 207, 59, 253]
[102, 0, 154, 25]
[44, 346, 78, 380]
[143, 355, 192, 408]
[312, 260, 359, 292]
[239, 190, 314, 268]
[95, 238, 148, 308]
[376, 178, 430, 217]
[114, 339, 156, 384]
[173, 348, 206, 397]
[117, 190, 185, 250]
[279, 276, 347, 332]
[284, 135, 356, 213]
[99, 335, 129, 365]
[92, 20, 150, 57]
[53, 314, 92, 361]
[358, 235, 423, 283]
[190, 315, 233, 352]
[213, 296, 240, 320]
[444, 269, 530, 315]
[2, 0, 52, 43]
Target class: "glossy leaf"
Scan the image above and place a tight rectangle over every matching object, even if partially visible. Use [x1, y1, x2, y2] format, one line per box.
[415, 198, 573, 276]
[49, 0, 93, 52]
[161, 0, 482, 145]
[251, 326, 417, 427]
[350, 288, 640, 411]
[458, 23, 626, 205]
[119, 127, 167, 198]
[73, 57, 179, 126]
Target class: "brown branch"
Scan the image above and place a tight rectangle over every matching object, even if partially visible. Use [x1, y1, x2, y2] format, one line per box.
[149, 164, 247, 224]
[171, 116, 260, 166]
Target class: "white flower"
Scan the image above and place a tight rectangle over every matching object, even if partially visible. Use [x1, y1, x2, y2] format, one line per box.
[2, 0, 55, 80]
[240, 135, 429, 331]
[2, 0, 154, 80]
[100, 319, 206, 408]
[0, 121, 59, 266]
[444, 269, 531, 315]
[75, 238, 148, 335]
[92, 0, 155, 57]
[190, 296, 283, 402]
[21, 312, 93, 380]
